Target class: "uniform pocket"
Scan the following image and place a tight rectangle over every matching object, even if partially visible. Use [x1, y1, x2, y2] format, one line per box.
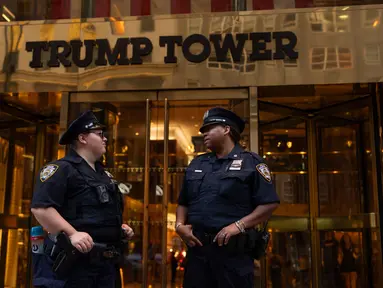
[185, 171, 205, 200]
[219, 171, 251, 204]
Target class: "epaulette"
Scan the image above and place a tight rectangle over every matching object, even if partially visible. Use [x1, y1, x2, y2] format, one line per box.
[242, 151, 264, 163]
[195, 152, 213, 159]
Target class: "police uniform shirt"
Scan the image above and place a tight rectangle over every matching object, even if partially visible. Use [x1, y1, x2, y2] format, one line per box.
[178, 144, 280, 231]
[31, 149, 122, 243]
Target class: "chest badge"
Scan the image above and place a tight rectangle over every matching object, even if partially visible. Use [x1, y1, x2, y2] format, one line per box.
[40, 164, 59, 182]
[118, 182, 132, 195]
[256, 163, 272, 182]
[229, 159, 243, 171]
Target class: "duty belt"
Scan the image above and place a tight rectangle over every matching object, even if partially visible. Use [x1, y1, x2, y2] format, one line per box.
[193, 230, 248, 250]
[90, 243, 121, 261]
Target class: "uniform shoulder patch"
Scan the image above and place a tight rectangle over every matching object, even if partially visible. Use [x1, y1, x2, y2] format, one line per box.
[256, 163, 272, 183]
[40, 164, 59, 182]
[105, 171, 114, 178]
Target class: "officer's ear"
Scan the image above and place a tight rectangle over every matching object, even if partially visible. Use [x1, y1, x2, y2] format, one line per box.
[77, 133, 88, 145]
[223, 125, 231, 137]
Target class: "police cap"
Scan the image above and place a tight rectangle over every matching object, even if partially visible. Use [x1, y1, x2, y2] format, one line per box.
[59, 110, 105, 145]
[199, 107, 245, 134]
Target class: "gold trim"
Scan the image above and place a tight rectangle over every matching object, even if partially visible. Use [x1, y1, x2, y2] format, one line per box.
[161, 98, 169, 287]
[142, 99, 151, 288]
[307, 119, 320, 288]
[268, 217, 309, 232]
[157, 89, 248, 101]
[249, 87, 258, 153]
[316, 214, 378, 230]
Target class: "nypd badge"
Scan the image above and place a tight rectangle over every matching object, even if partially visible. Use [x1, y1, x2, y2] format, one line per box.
[256, 163, 272, 182]
[105, 171, 114, 178]
[40, 164, 59, 182]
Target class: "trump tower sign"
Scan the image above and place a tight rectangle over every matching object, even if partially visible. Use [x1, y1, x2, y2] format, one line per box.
[25, 32, 299, 68]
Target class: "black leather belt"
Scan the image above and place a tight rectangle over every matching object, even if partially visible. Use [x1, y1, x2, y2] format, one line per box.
[91, 243, 121, 260]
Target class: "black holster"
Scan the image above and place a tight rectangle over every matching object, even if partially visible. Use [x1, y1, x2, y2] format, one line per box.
[52, 232, 80, 279]
[246, 228, 270, 260]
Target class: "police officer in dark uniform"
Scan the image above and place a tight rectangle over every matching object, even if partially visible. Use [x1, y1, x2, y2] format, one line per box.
[31, 110, 134, 288]
[175, 107, 280, 288]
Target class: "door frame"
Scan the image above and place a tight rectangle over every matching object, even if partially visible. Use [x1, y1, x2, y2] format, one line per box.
[258, 85, 383, 288]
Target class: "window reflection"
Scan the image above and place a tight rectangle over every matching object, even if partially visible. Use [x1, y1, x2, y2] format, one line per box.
[266, 231, 312, 288]
[364, 45, 380, 65]
[362, 9, 380, 28]
[309, 11, 350, 32]
[311, 47, 352, 70]
[319, 230, 370, 288]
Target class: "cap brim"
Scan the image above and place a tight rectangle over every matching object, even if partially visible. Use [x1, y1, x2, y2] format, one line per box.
[199, 121, 224, 133]
[58, 130, 72, 145]
[59, 124, 106, 145]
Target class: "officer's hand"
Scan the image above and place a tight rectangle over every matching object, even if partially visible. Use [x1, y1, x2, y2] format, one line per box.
[177, 224, 203, 247]
[214, 223, 241, 247]
[69, 232, 94, 253]
[122, 224, 134, 239]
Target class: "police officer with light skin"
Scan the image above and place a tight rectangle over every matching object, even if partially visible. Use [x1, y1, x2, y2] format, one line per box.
[31, 110, 134, 288]
[176, 107, 280, 288]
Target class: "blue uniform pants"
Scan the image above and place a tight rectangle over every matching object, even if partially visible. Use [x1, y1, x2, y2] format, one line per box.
[183, 244, 254, 288]
[32, 252, 118, 288]
[64, 260, 117, 288]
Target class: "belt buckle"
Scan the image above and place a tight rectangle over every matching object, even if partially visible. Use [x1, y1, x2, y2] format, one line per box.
[103, 250, 118, 259]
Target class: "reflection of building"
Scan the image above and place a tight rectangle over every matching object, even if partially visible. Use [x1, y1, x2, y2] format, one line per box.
[1, 2, 383, 288]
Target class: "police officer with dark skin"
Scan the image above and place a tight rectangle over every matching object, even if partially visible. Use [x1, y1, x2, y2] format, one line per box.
[175, 107, 280, 288]
[31, 110, 134, 288]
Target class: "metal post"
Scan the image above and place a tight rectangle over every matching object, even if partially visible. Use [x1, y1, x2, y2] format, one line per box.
[249, 87, 258, 153]
[0, 128, 16, 287]
[369, 84, 383, 287]
[142, 99, 151, 288]
[307, 119, 319, 288]
[161, 98, 169, 287]
[27, 123, 46, 288]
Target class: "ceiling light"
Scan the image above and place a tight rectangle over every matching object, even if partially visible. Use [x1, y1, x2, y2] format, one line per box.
[135, 132, 139, 136]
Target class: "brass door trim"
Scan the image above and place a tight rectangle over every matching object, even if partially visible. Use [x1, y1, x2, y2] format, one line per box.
[158, 88, 248, 101]
[268, 217, 309, 232]
[316, 213, 378, 230]
[249, 87, 258, 153]
[161, 98, 169, 288]
[307, 119, 320, 288]
[142, 99, 151, 288]
[0, 214, 30, 229]
[70, 91, 157, 102]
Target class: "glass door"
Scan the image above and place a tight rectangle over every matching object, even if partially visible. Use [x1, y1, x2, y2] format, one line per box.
[314, 96, 381, 288]
[68, 91, 156, 288]
[0, 92, 61, 288]
[258, 102, 311, 288]
[258, 84, 383, 288]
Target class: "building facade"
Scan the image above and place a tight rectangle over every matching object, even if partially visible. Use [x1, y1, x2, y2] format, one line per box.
[1, 1, 383, 288]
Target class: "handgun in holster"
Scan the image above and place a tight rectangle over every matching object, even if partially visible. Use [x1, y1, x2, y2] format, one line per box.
[52, 232, 80, 279]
